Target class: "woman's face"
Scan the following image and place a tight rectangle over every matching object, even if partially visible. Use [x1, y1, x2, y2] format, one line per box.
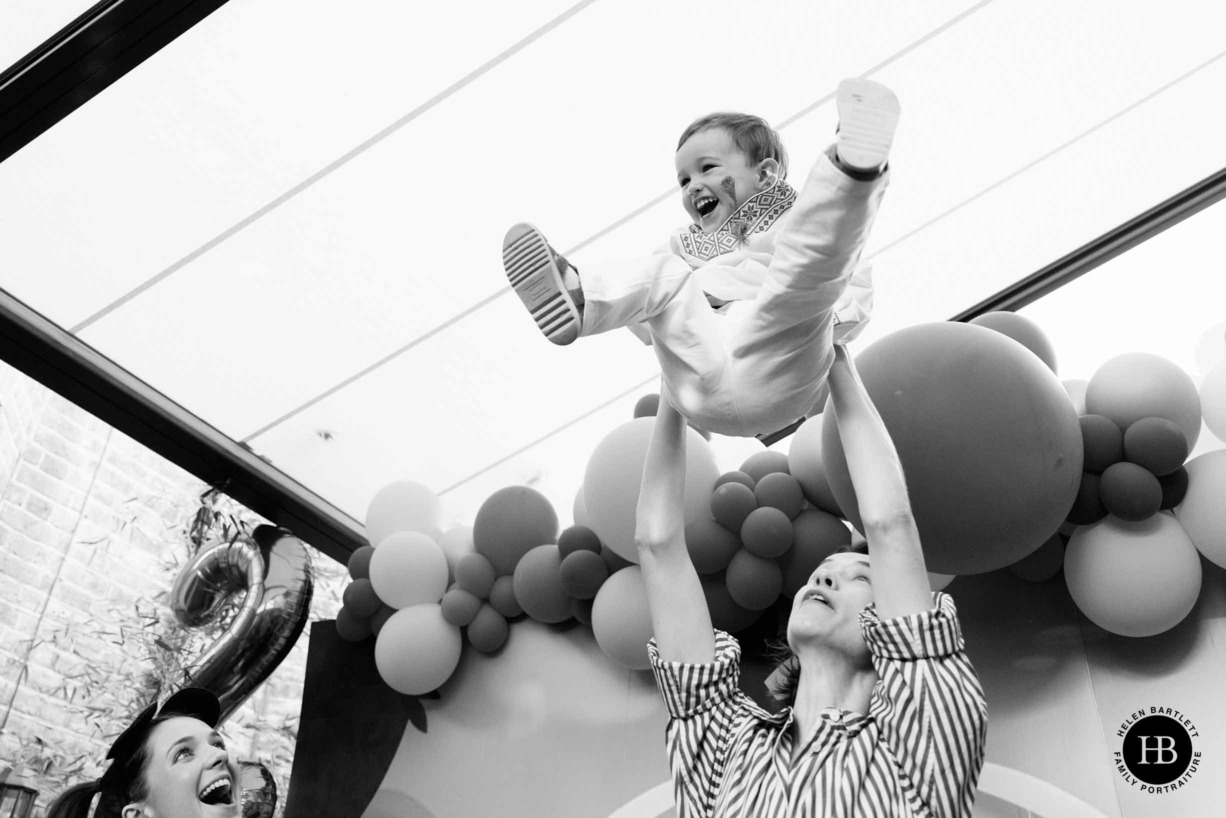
[125, 716, 242, 818]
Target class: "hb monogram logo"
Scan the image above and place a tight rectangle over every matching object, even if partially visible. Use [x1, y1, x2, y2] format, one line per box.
[1114, 709, 1202, 794]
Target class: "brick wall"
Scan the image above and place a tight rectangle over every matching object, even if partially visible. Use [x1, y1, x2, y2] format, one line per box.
[0, 361, 345, 813]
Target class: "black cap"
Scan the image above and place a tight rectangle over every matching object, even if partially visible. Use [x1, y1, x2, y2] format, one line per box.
[106, 688, 222, 762]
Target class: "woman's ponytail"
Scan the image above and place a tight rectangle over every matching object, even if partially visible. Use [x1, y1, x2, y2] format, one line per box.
[46, 779, 102, 818]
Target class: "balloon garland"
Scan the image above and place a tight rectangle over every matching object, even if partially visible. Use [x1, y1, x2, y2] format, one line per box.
[333, 313, 1226, 698]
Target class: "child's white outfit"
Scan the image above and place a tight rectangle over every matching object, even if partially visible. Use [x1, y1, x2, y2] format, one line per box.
[575, 150, 885, 437]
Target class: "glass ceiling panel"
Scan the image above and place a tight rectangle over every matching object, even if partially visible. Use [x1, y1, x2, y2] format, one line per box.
[0, 0, 99, 71]
[2, 0, 1225, 529]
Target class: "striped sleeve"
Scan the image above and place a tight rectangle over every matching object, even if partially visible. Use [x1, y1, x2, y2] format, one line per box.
[859, 592, 988, 818]
[648, 630, 746, 818]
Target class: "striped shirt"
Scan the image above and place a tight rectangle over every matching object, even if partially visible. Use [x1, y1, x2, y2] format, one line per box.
[648, 593, 987, 818]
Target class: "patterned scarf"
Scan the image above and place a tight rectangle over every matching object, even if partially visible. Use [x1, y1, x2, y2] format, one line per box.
[676, 179, 797, 262]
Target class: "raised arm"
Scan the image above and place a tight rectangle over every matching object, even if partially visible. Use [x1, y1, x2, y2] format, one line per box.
[826, 345, 933, 618]
[635, 395, 715, 663]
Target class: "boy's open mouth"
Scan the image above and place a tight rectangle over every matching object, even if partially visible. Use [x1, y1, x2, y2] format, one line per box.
[694, 196, 719, 218]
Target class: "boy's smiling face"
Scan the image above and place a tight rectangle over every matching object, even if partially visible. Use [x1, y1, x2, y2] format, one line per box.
[675, 128, 772, 233]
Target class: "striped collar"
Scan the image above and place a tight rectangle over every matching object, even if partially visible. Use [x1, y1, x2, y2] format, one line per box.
[676, 179, 797, 262]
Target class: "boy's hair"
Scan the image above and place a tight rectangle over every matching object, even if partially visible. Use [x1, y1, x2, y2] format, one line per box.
[676, 112, 789, 178]
[765, 539, 869, 708]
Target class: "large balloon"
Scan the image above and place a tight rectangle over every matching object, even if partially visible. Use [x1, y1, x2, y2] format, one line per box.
[472, 486, 559, 576]
[1174, 450, 1226, 568]
[590, 566, 654, 670]
[374, 604, 462, 695]
[369, 532, 449, 609]
[787, 415, 842, 515]
[1200, 358, 1226, 443]
[1085, 352, 1201, 450]
[583, 418, 720, 563]
[821, 323, 1082, 574]
[1064, 514, 1201, 637]
[170, 526, 314, 722]
[365, 481, 445, 547]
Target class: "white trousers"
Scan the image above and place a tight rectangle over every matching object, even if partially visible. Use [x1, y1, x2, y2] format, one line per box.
[578, 153, 888, 437]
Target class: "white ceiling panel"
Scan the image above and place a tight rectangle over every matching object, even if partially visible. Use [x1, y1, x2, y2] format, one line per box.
[2, 0, 1225, 532]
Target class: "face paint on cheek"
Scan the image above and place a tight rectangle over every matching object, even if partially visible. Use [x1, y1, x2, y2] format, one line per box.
[719, 176, 736, 202]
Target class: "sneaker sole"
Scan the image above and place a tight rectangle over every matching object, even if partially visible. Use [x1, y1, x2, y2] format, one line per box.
[836, 79, 900, 171]
[503, 223, 580, 346]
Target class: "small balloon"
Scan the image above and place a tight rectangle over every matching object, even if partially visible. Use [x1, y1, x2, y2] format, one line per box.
[365, 480, 445, 547]
[1099, 462, 1162, 522]
[1079, 414, 1123, 474]
[370, 605, 395, 635]
[714, 470, 756, 490]
[701, 573, 763, 633]
[335, 608, 372, 642]
[1123, 417, 1188, 477]
[488, 574, 524, 618]
[559, 550, 609, 599]
[454, 552, 497, 598]
[740, 450, 791, 483]
[711, 482, 757, 532]
[684, 516, 742, 575]
[369, 532, 449, 609]
[633, 393, 661, 418]
[601, 544, 634, 575]
[740, 507, 794, 559]
[753, 473, 805, 519]
[1159, 466, 1189, 510]
[440, 587, 482, 627]
[1009, 533, 1064, 582]
[726, 549, 783, 611]
[513, 545, 572, 623]
[347, 545, 375, 580]
[571, 597, 594, 626]
[374, 604, 462, 695]
[342, 578, 382, 619]
[781, 509, 851, 597]
[558, 525, 602, 558]
[467, 604, 509, 653]
[1066, 472, 1107, 526]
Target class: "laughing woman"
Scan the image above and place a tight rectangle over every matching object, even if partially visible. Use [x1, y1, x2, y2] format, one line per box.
[637, 345, 989, 817]
[48, 688, 241, 818]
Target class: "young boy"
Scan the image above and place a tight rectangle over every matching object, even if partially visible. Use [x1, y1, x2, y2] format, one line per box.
[503, 79, 898, 439]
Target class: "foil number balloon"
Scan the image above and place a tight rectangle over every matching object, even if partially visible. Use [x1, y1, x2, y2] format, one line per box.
[169, 524, 315, 721]
[169, 525, 312, 817]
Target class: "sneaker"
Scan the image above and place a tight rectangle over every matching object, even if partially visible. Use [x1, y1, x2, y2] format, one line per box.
[503, 223, 583, 346]
[835, 79, 900, 173]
